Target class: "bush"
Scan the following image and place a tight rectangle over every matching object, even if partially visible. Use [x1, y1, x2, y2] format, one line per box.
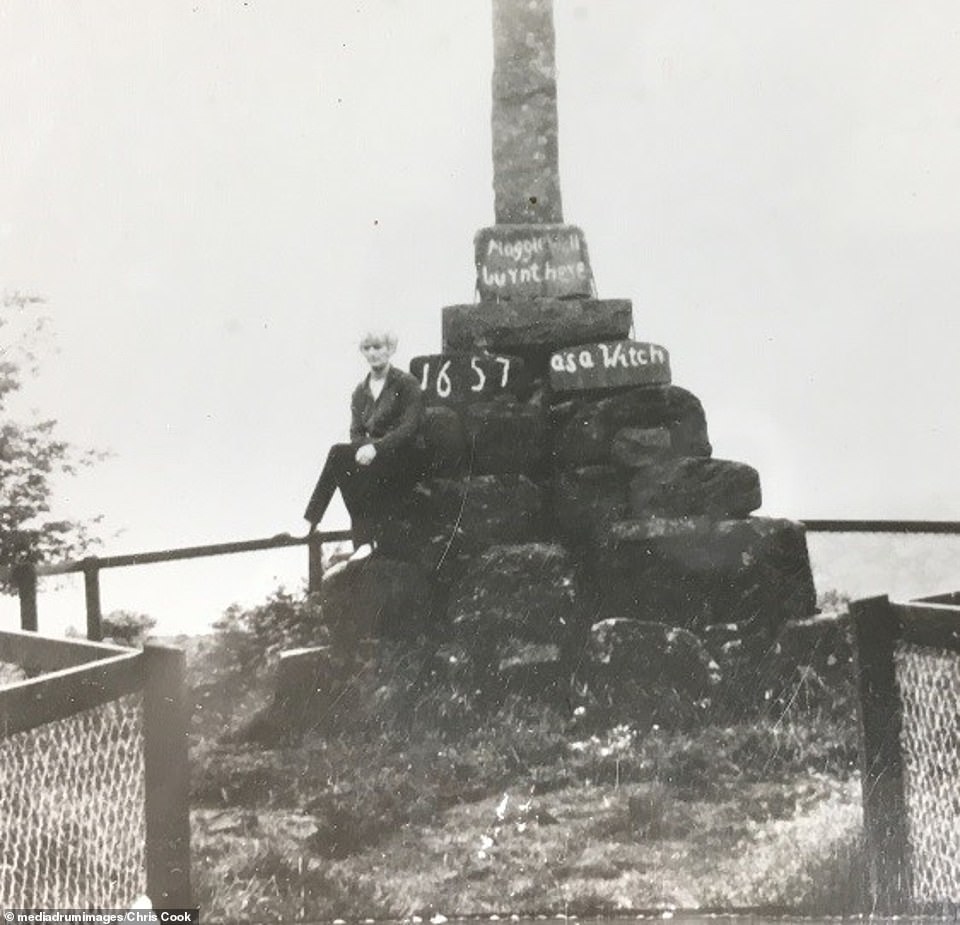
[207, 588, 327, 685]
[101, 610, 156, 647]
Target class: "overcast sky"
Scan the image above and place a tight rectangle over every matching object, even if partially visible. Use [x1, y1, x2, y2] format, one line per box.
[3, 1, 960, 635]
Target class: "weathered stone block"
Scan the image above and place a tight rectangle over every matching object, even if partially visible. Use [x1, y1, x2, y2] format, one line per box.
[706, 609, 857, 720]
[549, 341, 671, 394]
[449, 542, 581, 647]
[442, 299, 632, 356]
[554, 464, 628, 542]
[580, 619, 721, 728]
[462, 398, 547, 474]
[593, 516, 816, 633]
[475, 225, 592, 301]
[238, 645, 344, 745]
[407, 474, 544, 552]
[554, 386, 711, 468]
[319, 557, 432, 645]
[433, 641, 568, 705]
[420, 406, 467, 477]
[629, 458, 762, 518]
[610, 426, 673, 467]
[271, 646, 335, 736]
[409, 353, 528, 405]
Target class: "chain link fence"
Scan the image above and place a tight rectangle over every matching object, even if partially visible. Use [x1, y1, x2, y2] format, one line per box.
[0, 694, 146, 907]
[852, 595, 960, 914]
[0, 633, 190, 909]
[894, 640, 960, 905]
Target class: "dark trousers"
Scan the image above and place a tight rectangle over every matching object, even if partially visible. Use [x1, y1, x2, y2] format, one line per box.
[304, 443, 419, 545]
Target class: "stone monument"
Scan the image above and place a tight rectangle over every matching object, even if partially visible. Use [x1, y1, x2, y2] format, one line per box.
[306, 0, 817, 729]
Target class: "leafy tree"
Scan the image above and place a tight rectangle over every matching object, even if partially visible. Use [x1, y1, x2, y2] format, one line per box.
[0, 291, 100, 591]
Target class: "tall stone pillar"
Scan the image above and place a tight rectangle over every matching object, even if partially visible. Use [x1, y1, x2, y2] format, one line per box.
[491, 0, 563, 224]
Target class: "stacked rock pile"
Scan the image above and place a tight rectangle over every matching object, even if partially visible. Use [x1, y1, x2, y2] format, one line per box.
[317, 223, 817, 724]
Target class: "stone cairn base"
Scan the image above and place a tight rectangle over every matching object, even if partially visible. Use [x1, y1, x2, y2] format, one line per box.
[276, 225, 821, 737]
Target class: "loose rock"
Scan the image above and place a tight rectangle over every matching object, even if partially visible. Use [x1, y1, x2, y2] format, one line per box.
[580, 619, 721, 728]
[419, 406, 468, 477]
[407, 474, 544, 554]
[554, 464, 628, 542]
[462, 398, 547, 474]
[593, 516, 816, 634]
[629, 457, 762, 518]
[448, 542, 582, 650]
[442, 299, 632, 357]
[554, 386, 711, 468]
[319, 557, 433, 646]
[611, 426, 674, 468]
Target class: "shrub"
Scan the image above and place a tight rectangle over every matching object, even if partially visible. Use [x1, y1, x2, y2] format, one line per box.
[207, 588, 327, 685]
[101, 610, 156, 648]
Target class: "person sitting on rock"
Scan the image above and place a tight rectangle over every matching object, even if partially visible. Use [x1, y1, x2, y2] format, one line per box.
[304, 329, 424, 560]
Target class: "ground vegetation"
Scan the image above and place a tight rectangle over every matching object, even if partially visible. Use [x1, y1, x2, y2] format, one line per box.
[185, 586, 864, 921]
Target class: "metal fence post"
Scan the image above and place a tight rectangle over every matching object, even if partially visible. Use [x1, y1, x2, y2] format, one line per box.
[13, 563, 38, 632]
[83, 558, 103, 641]
[143, 643, 192, 907]
[851, 594, 911, 913]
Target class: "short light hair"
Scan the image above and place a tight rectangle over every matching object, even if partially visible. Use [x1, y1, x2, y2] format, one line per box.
[358, 329, 398, 351]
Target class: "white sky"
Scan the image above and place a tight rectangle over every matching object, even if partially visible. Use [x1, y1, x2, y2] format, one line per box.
[2, 1, 960, 635]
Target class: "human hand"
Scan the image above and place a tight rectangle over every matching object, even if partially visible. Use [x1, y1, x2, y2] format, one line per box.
[355, 443, 377, 466]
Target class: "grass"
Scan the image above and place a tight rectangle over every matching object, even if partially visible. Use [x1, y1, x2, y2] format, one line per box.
[187, 635, 865, 921]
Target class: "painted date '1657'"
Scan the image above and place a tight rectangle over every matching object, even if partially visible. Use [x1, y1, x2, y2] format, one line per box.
[408, 354, 522, 401]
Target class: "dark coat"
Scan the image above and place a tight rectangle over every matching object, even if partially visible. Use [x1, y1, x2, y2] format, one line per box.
[349, 365, 424, 453]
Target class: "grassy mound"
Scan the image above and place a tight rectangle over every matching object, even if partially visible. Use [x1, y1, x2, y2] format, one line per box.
[184, 587, 865, 921]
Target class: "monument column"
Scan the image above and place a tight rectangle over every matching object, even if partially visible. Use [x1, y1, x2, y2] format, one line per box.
[441, 0, 638, 365]
[492, 0, 563, 224]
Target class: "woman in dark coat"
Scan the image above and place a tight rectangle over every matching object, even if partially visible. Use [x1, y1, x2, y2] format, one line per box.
[304, 330, 424, 560]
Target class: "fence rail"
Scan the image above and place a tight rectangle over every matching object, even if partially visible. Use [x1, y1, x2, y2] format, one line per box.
[0, 648, 142, 737]
[4, 519, 960, 641]
[0, 631, 191, 907]
[1, 529, 352, 640]
[800, 519, 960, 535]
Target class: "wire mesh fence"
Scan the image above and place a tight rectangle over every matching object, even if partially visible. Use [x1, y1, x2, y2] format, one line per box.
[0, 634, 190, 909]
[852, 595, 960, 914]
[894, 640, 960, 905]
[0, 694, 147, 907]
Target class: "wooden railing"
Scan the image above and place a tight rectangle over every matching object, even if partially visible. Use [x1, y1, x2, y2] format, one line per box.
[3, 519, 960, 642]
[2, 529, 351, 640]
[0, 519, 960, 641]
